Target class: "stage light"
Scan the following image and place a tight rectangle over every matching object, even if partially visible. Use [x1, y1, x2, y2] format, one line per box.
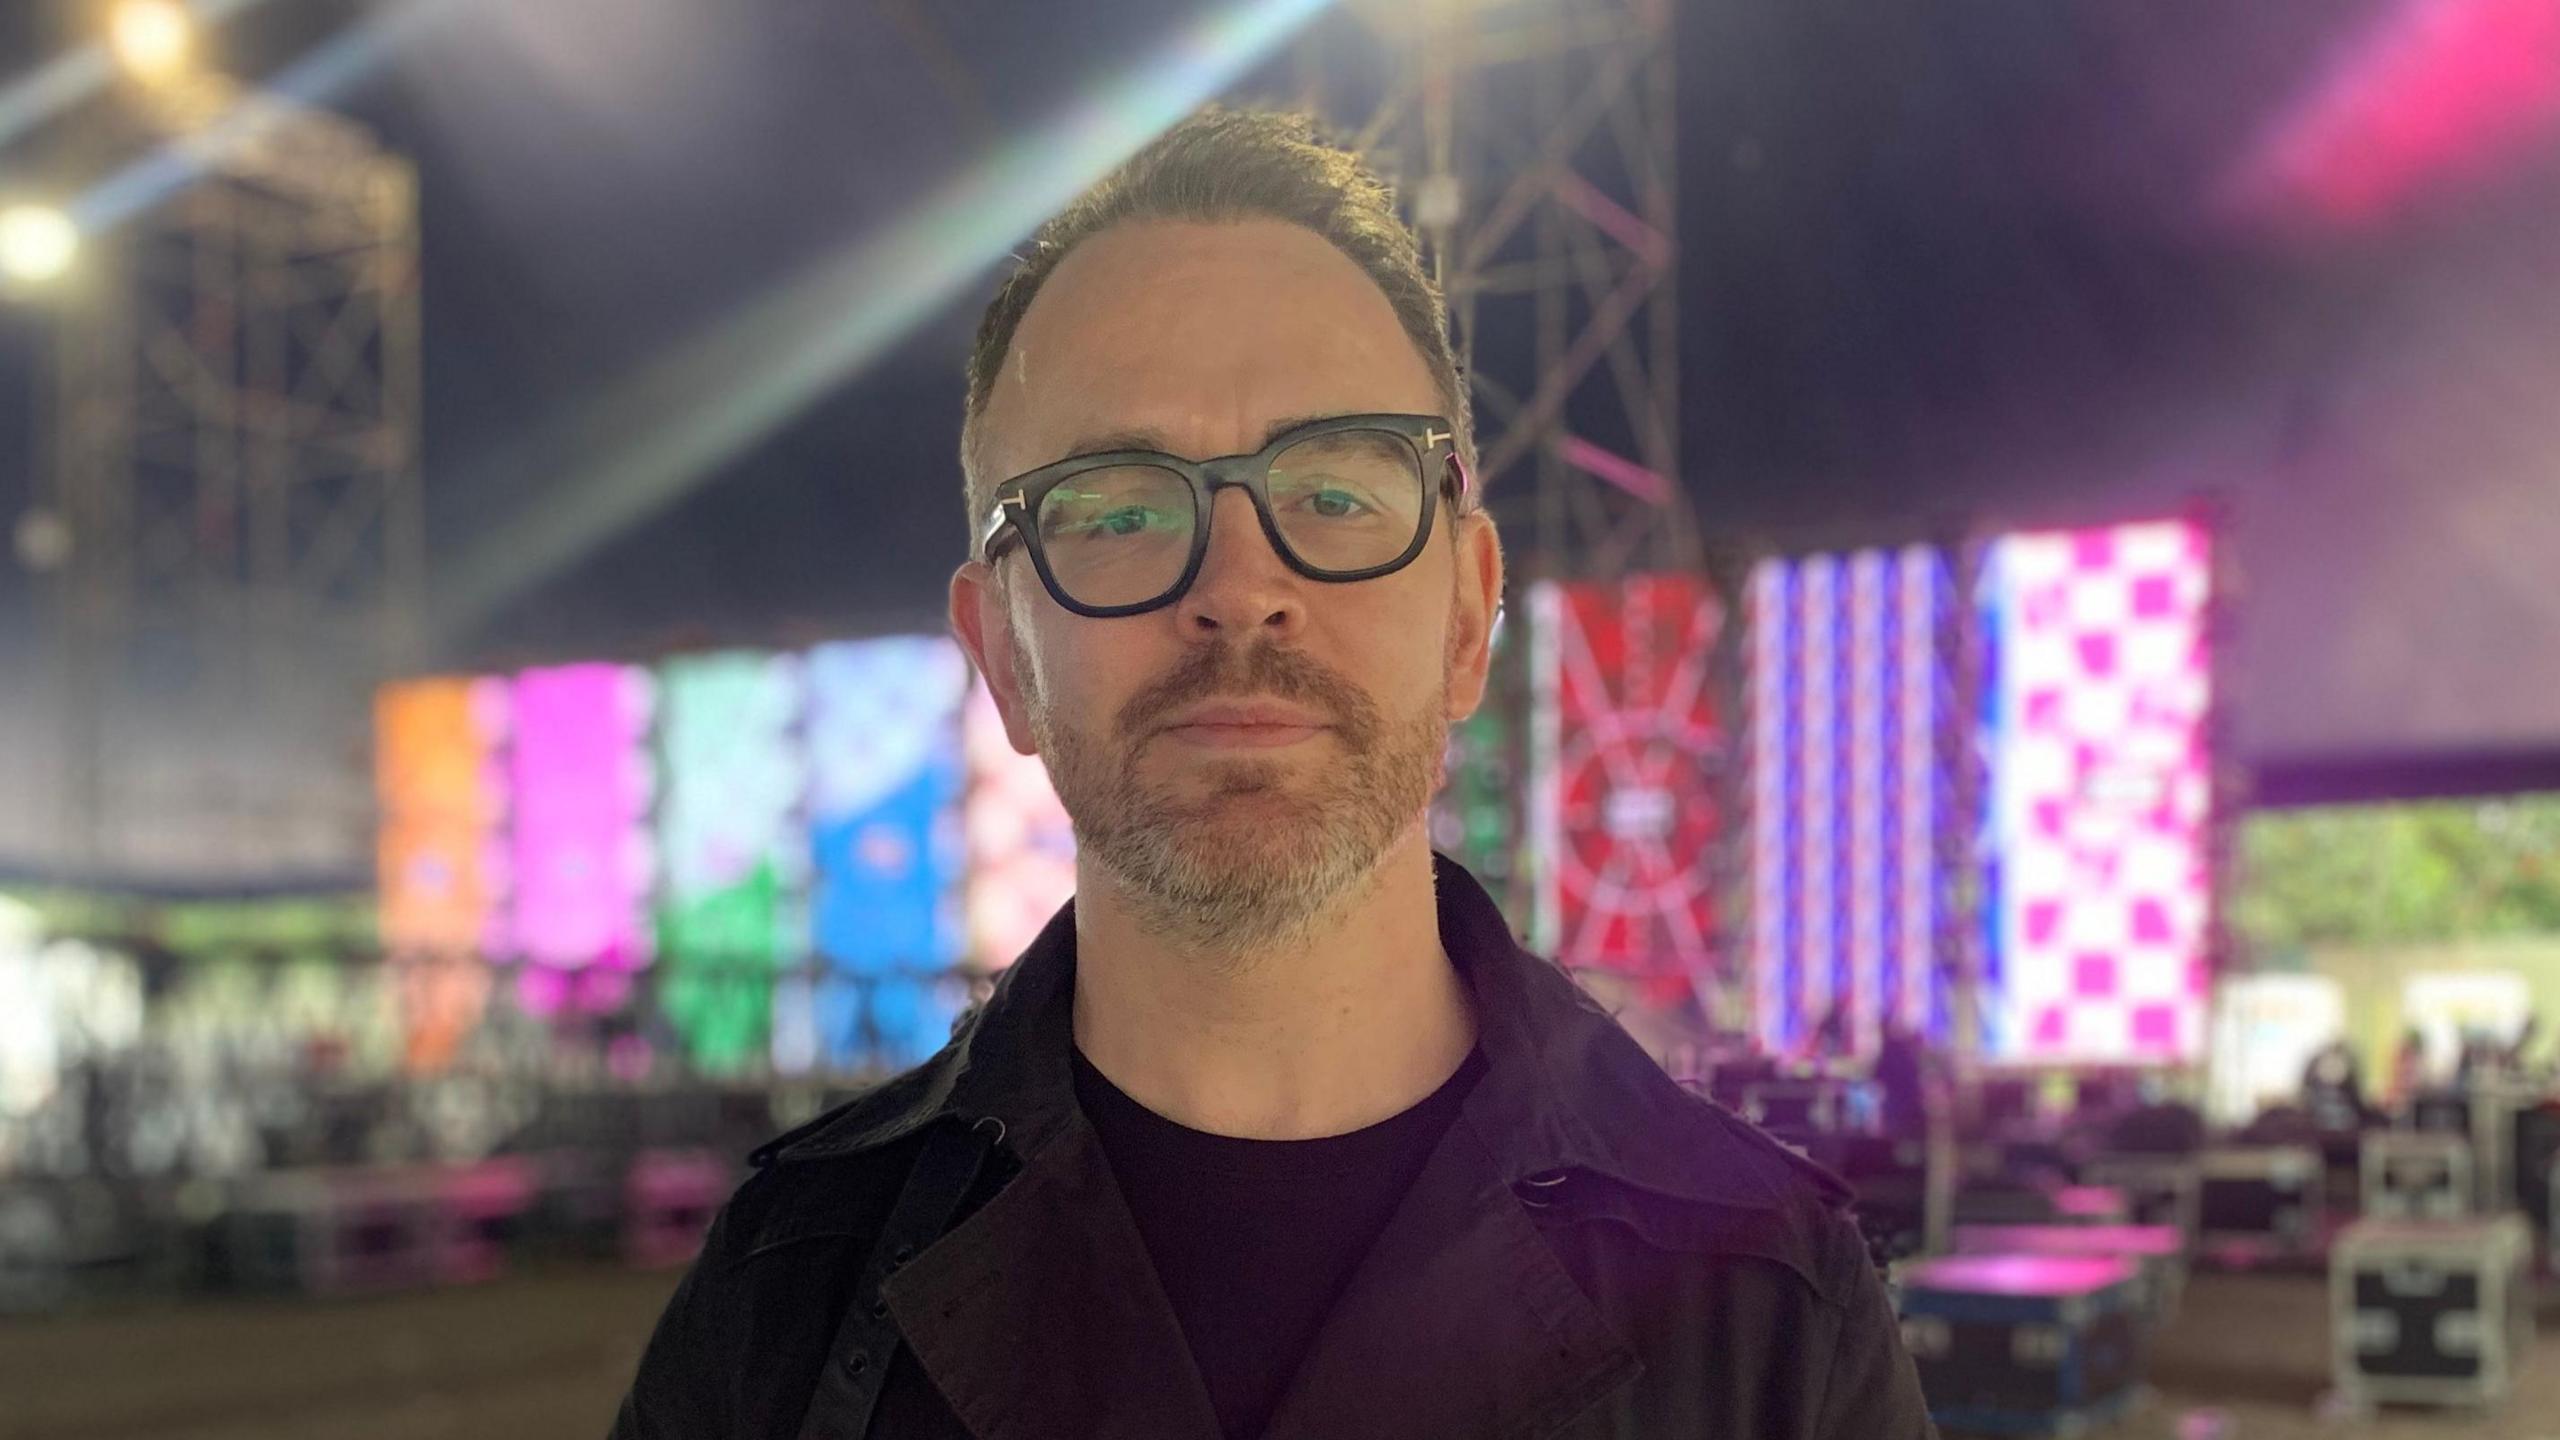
[0, 204, 78, 283]
[12, 508, 72, 573]
[74, 2, 436, 237]
[109, 0, 195, 84]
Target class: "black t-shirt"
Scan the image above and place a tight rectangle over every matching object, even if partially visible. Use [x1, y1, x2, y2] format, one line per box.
[1071, 1046, 1488, 1440]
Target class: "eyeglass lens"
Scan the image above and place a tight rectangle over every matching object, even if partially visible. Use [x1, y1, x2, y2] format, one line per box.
[1032, 427, 1427, 609]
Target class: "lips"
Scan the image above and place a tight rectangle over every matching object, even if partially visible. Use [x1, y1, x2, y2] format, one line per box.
[1156, 699, 1334, 749]
[1162, 700, 1331, 731]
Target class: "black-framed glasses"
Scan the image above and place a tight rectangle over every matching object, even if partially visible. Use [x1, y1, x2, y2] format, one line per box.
[979, 412, 1470, 619]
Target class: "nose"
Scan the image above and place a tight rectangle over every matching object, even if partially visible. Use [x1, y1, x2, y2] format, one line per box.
[1173, 486, 1306, 640]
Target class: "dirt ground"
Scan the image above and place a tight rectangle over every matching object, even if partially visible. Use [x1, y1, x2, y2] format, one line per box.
[0, 1265, 2552, 1439]
[0, 1263, 680, 1440]
[2109, 1270, 2560, 1440]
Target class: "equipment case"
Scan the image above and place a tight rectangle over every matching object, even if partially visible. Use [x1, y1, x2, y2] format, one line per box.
[2331, 1214, 2532, 1411]
[1897, 1253, 2146, 1436]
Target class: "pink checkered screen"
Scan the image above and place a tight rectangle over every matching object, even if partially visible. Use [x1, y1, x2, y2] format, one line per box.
[1985, 519, 2213, 1064]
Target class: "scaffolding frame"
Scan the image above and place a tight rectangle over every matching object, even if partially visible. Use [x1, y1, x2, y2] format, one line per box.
[41, 85, 421, 882]
[1298, 0, 1717, 1025]
[1308, 0, 1696, 587]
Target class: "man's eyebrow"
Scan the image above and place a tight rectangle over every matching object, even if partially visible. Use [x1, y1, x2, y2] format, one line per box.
[1049, 414, 1342, 464]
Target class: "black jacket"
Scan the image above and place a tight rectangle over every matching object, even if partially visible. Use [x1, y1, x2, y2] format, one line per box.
[611, 856, 1935, 1439]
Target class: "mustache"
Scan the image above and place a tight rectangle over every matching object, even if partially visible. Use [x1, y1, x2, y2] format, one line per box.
[1116, 641, 1380, 747]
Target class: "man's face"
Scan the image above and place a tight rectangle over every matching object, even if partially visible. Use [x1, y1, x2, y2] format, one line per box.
[951, 219, 1503, 958]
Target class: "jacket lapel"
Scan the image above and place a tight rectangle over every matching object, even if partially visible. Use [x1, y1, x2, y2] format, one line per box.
[1259, 1112, 1641, 1440]
[883, 1117, 1224, 1440]
[751, 857, 1828, 1440]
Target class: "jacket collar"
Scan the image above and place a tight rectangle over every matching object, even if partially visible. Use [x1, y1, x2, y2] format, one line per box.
[758, 854, 1798, 1216]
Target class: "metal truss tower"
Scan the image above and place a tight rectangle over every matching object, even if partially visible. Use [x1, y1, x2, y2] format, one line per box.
[40, 82, 422, 882]
[1298, 1, 1720, 1039]
[1304, 0, 1696, 586]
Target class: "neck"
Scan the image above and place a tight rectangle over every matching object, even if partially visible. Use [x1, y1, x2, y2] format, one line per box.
[1069, 825, 1477, 1140]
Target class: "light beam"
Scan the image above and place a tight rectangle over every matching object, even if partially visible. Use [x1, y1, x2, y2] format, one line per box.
[434, 0, 1337, 642]
[72, 2, 445, 235]
[0, 0, 267, 152]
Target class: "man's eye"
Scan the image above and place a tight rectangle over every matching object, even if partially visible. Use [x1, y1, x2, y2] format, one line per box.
[1057, 505, 1166, 538]
[1301, 489, 1367, 518]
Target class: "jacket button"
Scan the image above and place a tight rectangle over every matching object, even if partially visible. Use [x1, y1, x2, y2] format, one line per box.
[871, 1300, 890, 1320]
[844, 1353, 868, 1376]
[891, 1245, 914, 1266]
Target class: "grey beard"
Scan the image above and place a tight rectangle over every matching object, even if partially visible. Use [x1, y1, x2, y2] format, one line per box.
[1019, 635, 1448, 970]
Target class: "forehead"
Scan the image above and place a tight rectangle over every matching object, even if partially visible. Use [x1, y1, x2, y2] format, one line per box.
[980, 218, 1443, 472]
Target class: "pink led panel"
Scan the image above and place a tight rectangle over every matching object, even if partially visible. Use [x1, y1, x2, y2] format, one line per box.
[962, 682, 1076, 970]
[1983, 519, 2213, 1065]
[509, 664, 656, 1014]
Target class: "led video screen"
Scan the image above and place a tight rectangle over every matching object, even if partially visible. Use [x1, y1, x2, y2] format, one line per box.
[508, 664, 656, 1016]
[1748, 546, 1956, 1056]
[1528, 573, 1726, 977]
[1430, 612, 1527, 925]
[784, 637, 971, 1072]
[963, 680, 1077, 974]
[655, 652, 805, 1073]
[375, 678, 507, 957]
[1980, 519, 2214, 1065]
[375, 677, 509, 1070]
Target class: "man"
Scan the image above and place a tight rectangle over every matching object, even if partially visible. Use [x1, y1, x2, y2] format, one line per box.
[611, 108, 1934, 1440]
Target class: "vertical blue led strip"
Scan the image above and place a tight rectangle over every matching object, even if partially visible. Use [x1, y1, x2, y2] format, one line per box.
[1975, 542, 2013, 1057]
[1848, 551, 1886, 1052]
[1877, 552, 1905, 1034]
[1830, 561, 1855, 1038]
[1779, 566, 1806, 1049]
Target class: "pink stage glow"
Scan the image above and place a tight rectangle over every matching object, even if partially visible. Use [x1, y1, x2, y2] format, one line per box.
[1984, 519, 2214, 1066]
[509, 664, 655, 1013]
[2223, 0, 2560, 228]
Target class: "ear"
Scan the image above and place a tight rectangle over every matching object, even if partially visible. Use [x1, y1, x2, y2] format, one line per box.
[1443, 510, 1505, 722]
[949, 559, 1041, 756]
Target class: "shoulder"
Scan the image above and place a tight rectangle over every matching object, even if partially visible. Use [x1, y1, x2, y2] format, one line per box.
[745, 1053, 955, 1169]
[1680, 1089, 1883, 1306]
[704, 1098, 943, 1274]
[1685, 1087, 1860, 1211]
[1538, 1079, 1873, 1309]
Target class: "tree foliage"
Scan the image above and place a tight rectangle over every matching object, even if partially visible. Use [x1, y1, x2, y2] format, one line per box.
[2231, 794, 2560, 951]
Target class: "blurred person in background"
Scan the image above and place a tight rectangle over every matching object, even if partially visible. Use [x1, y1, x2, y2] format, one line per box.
[611, 108, 1930, 1440]
[2507, 1013, 2543, 1079]
[2299, 1039, 2370, 1130]
[2389, 1026, 2430, 1109]
[1874, 1007, 1931, 1137]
